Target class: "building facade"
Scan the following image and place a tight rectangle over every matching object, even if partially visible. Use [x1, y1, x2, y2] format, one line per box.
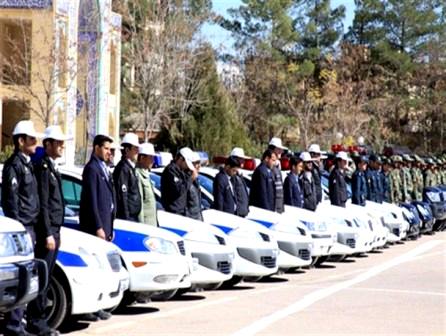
[0, 0, 121, 164]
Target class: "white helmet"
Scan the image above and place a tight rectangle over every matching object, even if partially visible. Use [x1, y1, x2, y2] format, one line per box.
[121, 133, 140, 147]
[269, 137, 287, 150]
[13, 120, 44, 138]
[308, 144, 321, 154]
[138, 142, 156, 156]
[43, 125, 72, 141]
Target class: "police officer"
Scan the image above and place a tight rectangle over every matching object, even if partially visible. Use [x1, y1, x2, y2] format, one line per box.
[161, 147, 194, 215]
[329, 151, 349, 207]
[351, 155, 368, 206]
[365, 154, 382, 203]
[26, 126, 68, 336]
[268, 137, 287, 213]
[229, 147, 250, 217]
[186, 152, 203, 221]
[249, 149, 277, 211]
[113, 133, 141, 221]
[213, 156, 241, 214]
[283, 156, 304, 208]
[135, 143, 157, 226]
[1, 121, 45, 336]
[300, 152, 318, 211]
[308, 144, 323, 204]
[389, 155, 403, 203]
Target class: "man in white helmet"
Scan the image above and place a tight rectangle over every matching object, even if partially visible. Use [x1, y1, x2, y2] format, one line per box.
[1, 120, 47, 336]
[267, 137, 287, 213]
[113, 133, 141, 222]
[308, 143, 323, 204]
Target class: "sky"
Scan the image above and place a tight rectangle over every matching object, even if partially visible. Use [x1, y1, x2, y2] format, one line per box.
[201, 0, 356, 53]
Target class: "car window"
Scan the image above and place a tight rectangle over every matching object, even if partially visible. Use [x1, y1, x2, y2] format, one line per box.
[62, 178, 82, 213]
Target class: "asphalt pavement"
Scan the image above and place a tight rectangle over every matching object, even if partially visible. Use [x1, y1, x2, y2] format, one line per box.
[63, 231, 446, 336]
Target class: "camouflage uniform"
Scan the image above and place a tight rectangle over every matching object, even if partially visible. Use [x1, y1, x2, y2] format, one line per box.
[401, 155, 414, 203]
[411, 155, 424, 201]
[424, 159, 437, 187]
[389, 156, 403, 204]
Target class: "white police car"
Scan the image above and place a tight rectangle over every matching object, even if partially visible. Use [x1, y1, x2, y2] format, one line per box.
[0, 217, 47, 313]
[59, 167, 192, 303]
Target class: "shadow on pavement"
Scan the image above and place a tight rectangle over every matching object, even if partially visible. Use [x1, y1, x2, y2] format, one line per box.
[256, 276, 289, 283]
[314, 264, 336, 269]
[58, 320, 90, 334]
[113, 306, 160, 315]
[339, 258, 356, 263]
[168, 294, 206, 301]
[218, 285, 256, 291]
[286, 268, 306, 275]
[368, 249, 384, 254]
[353, 254, 369, 258]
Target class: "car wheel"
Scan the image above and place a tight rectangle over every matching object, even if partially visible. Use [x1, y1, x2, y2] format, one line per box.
[151, 289, 178, 301]
[45, 276, 68, 329]
[201, 282, 223, 290]
[221, 276, 243, 288]
[118, 291, 136, 308]
[314, 256, 328, 266]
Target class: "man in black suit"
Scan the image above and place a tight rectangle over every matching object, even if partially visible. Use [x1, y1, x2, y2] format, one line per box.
[79, 134, 115, 240]
[283, 156, 304, 208]
[213, 156, 241, 214]
[249, 149, 277, 211]
[27, 126, 68, 336]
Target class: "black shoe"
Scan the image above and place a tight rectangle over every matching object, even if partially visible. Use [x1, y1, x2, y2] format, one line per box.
[95, 310, 112, 320]
[78, 313, 100, 322]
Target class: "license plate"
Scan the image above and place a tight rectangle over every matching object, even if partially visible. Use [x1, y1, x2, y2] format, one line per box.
[119, 279, 129, 291]
[29, 276, 39, 294]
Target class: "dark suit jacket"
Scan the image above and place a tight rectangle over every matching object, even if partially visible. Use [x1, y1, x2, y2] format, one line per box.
[34, 155, 65, 239]
[351, 170, 367, 206]
[284, 173, 304, 208]
[249, 163, 275, 211]
[113, 159, 141, 221]
[213, 169, 237, 214]
[79, 155, 115, 240]
[329, 167, 348, 207]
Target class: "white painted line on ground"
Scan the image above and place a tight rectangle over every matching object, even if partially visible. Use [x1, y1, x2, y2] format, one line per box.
[347, 287, 446, 297]
[403, 250, 446, 263]
[231, 240, 444, 336]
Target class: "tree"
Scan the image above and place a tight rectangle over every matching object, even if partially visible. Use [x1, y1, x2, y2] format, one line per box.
[115, 0, 211, 141]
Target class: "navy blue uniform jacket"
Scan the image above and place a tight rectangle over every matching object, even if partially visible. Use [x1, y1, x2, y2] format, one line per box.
[283, 173, 304, 208]
[351, 170, 367, 206]
[329, 167, 348, 207]
[79, 155, 116, 240]
[249, 163, 275, 211]
[213, 169, 237, 214]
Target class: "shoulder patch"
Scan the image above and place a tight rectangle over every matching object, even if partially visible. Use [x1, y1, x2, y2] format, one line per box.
[122, 184, 127, 192]
[11, 177, 18, 188]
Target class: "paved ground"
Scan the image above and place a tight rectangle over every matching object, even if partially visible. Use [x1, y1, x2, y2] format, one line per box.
[63, 232, 446, 336]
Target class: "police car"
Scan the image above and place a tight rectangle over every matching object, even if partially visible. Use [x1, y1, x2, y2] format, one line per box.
[0, 211, 129, 329]
[0, 216, 47, 313]
[59, 167, 192, 303]
[150, 172, 280, 283]
[196, 167, 314, 270]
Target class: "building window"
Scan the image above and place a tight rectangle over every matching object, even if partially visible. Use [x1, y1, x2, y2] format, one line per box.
[0, 19, 32, 86]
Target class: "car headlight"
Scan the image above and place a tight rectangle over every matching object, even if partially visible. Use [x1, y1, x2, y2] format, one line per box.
[231, 227, 263, 242]
[0, 265, 18, 281]
[0, 233, 18, 257]
[78, 247, 103, 268]
[144, 237, 177, 255]
[426, 192, 441, 202]
[0, 232, 33, 257]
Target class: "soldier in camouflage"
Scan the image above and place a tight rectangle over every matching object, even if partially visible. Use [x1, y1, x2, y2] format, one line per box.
[401, 154, 414, 203]
[424, 158, 437, 187]
[411, 155, 424, 201]
[434, 158, 443, 186]
[389, 155, 403, 204]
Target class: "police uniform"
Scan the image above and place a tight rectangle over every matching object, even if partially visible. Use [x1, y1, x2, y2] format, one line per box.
[113, 158, 141, 221]
[2, 151, 40, 336]
[249, 162, 275, 211]
[27, 154, 64, 334]
[283, 172, 304, 208]
[161, 161, 191, 216]
[231, 173, 250, 217]
[329, 166, 348, 207]
[311, 162, 323, 204]
[352, 169, 367, 206]
[271, 164, 285, 213]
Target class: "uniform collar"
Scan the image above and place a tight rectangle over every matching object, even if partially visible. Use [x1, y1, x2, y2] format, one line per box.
[18, 151, 31, 163]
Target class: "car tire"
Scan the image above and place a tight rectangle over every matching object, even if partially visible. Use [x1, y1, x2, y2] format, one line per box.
[45, 276, 68, 329]
[201, 282, 223, 290]
[314, 256, 328, 267]
[221, 276, 242, 288]
[118, 291, 136, 308]
[151, 289, 178, 301]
